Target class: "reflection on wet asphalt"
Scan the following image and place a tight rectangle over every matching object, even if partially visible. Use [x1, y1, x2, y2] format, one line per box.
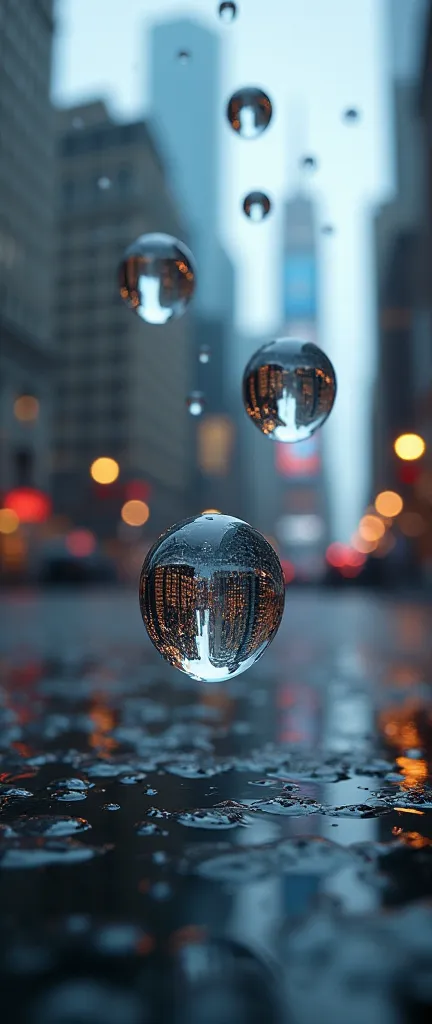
[0, 587, 431, 1022]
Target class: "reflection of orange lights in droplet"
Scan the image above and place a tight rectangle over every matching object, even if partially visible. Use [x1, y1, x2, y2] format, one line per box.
[392, 830, 432, 848]
[65, 529, 96, 558]
[398, 512, 425, 537]
[90, 457, 119, 484]
[121, 500, 150, 527]
[0, 509, 19, 534]
[359, 515, 385, 543]
[375, 491, 403, 517]
[394, 807, 424, 815]
[14, 395, 39, 422]
[281, 559, 295, 584]
[202, 509, 221, 514]
[396, 754, 428, 790]
[394, 433, 425, 460]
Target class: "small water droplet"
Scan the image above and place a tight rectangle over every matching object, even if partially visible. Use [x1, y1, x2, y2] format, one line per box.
[302, 155, 317, 170]
[243, 337, 336, 442]
[178, 50, 190, 64]
[219, 1, 237, 22]
[48, 778, 91, 791]
[321, 224, 335, 236]
[52, 790, 87, 803]
[254, 796, 321, 816]
[343, 107, 360, 122]
[136, 821, 168, 836]
[145, 787, 158, 796]
[198, 344, 211, 364]
[118, 233, 196, 325]
[150, 880, 172, 901]
[8, 815, 91, 837]
[119, 773, 146, 785]
[186, 391, 205, 416]
[227, 87, 272, 139]
[139, 513, 284, 682]
[103, 803, 121, 811]
[97, 176, 111, 190]
[243, 191, 271, 221]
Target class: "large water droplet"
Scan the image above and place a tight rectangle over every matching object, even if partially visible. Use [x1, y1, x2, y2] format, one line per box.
[242, 337, 336, 442]
[118, 233, 196, 324]
[226, 88, 272, 139]
[198, 344, 211, 364]
[243, 191, 271, 222]
[139, 513, 284, 682]
[219, 1, 237, 22]
[186, 391, 205, 416]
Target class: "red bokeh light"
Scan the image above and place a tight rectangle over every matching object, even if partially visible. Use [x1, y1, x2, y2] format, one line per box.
[326, 543, 365, 571]
[326, 542, 348, 568]
[4, 488, 52, 524]
[280, 559, 295, 584]
[398, 463, 420, 485]
[125, 479, 152, 501]
[65, 529, 96, 558]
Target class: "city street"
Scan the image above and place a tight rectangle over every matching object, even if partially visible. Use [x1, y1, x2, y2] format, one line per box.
[0, 586, 431, 1021]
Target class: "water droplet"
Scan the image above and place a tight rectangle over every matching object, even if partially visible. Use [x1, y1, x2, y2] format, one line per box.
[302, 155, 317, 170]
[52, 790, 88, 803]
[321, 224, 335, 236]
[186, 391, 205, 416]
[219, 1, 237, 22]
[343, 107, 360, 122]
[103, 803, 121, 811]
[177, 803, 248, 829]
[243, 337, 336, 442]
[118, 233, 196, 325]
[97, 176, 111, 189]
[178, 50, 190, 64]
[198, 344, 211, 364]
[8, 815, 91, 837]
[136, 821, 168, 836]
[48, 777, 91, 791]
[118, 773, 146, 785]
[323, 803, 391, 818]
[0, 838, 106, 869]
[139, 513, 284, 682]
[145, 787, 158, 796]
[227, 87, 272, 139]
[243, 191, 271, 222]
[150, 880, 172, 901]
[254, 795, 321, 816]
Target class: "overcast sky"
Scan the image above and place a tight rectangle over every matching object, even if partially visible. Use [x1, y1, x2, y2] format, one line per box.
[53, 0, 397, 540]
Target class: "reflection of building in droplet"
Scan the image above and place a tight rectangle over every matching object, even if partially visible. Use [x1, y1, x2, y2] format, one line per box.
[119, 233, 196, 325]
[226, 88, 273, 139]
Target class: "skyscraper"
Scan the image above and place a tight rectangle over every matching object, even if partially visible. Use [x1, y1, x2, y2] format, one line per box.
[0, 0, 55, 501]
[53, 101, 196, 539]
[149, 19, 237, 513]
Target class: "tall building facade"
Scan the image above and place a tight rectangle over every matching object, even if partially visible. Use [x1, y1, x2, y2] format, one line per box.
[149, 19, 237, 514]
[0, 0, 55, 504]
[53, 101, 196, 540]
[373, 0, 432, 576]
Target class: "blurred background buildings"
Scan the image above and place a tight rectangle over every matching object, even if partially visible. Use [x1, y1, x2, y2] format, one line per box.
[0, 0, 431, 586]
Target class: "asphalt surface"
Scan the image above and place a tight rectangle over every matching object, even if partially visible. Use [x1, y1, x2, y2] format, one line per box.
[0, 585, 431, 1023]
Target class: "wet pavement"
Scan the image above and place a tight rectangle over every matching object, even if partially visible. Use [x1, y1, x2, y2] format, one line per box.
[0, 586, 431, 1022]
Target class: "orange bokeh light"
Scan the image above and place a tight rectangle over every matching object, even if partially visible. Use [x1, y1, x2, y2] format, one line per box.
[375, 490, 403, 518]
[394, 433, 425, 461]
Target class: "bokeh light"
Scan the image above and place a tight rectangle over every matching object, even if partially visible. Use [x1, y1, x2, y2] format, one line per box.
[4, 488, 51, 523]
[375, 490, 403, 517]
[394, 434, 425, 461]
[13, 395, 39, 422]
[358, 514, 386, 543]
[0, 508, 19, 534]
[351, 531, 378, 554]
[398, 512, 426, 537]
[121, 500, 150, 527]
[90, 457, 119, 485]
[66, 529, 96, 557]
[202, 509, 221, 514]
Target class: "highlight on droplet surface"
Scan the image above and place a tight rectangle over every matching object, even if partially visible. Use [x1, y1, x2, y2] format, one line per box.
[219, 1, 237, 22]
[198, 345, 211, 364]
[242, 337, 336, 442]
[186, 392, 205, 417]
[118, 233, 196, 325]
[243, 191, 271, 222]
[226, 88, 272, 139]
[139, 513, 285, 682]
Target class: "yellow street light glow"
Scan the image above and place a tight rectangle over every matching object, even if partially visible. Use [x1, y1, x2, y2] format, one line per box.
[394, 433, 425, 461]
[121, 499, 150, 527]
[0, 508, 19, 534]
[358, 514, 385, 543]
[90, 457, 119, 485]
[375, 491, 403, 518]
[14, 395, 39, 422]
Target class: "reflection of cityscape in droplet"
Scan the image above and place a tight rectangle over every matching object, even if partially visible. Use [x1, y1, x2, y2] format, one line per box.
[226, 88, 273, 139]
[242, 337, 336, 442]
[243, 191, 271, 222]
[186, 391, 205, 416]
[118, 233, 196, 325]
[139, 514, 284, 682]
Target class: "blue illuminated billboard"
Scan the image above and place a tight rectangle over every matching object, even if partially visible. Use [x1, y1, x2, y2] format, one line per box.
[284, 255, 317, 320]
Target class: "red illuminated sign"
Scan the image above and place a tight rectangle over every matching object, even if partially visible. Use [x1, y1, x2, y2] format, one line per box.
[4, 488, 52, 523]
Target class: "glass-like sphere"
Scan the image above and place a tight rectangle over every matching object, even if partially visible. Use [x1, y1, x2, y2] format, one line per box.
[139, 514, 285, 682]
[198, 345, 211, 364]
[226, 88, 272, 139]
[302, 155, 317, 171]
[118, 233, 196, 325]
[343, 107, 360, 122]
[219, 1, 237, 21]
[242, 337, 337, 442]
[243, 191, 271, 222]
[186, 392, 205, 416]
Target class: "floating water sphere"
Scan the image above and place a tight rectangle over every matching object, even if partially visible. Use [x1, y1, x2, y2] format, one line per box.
[139, 513, 284, 682]
[242, 337, 336, 442]
[243, 192, 271, 222]
[186, 392, 205, 417]
[118, 233, 196, 325]
[302, 156, 317, 171]
[97, 176, 111, 190]
[343, 107, 360, 122]
[226, 88, 272, 139]
[219, 2, 237, 22]
[178, 50, 190, 64]
[198, 345, 211, 364]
